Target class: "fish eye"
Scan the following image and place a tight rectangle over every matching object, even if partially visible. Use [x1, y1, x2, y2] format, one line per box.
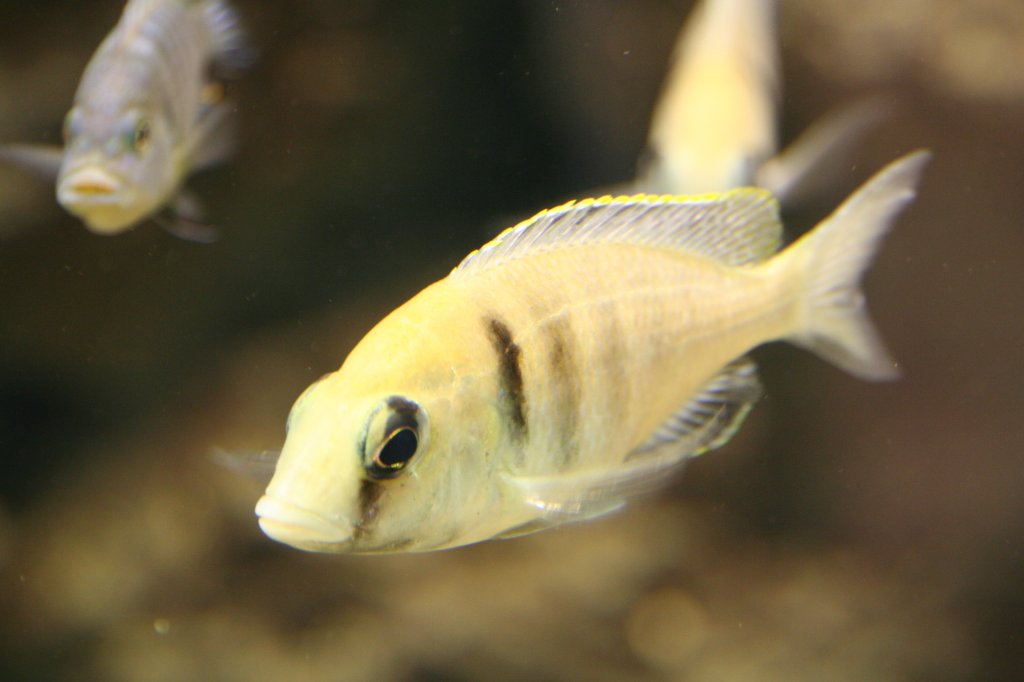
[363, 396, 429, 480]
[371, 427, 418, 473]
[129, 119, 151, 154]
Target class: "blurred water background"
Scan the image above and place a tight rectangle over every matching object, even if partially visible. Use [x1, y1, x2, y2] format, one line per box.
[1, 1, 1022, 679]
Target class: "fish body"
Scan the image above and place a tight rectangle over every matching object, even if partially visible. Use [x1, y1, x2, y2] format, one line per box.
[640, 0, 886, 201]
[256, 151, 929, 554]
[643, 0, 779, 195]
[1, 0, 245, 236]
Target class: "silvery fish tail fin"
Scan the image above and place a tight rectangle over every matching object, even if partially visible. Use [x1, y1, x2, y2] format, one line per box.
[757, 96, 892, 204]
[505, 357, 762, 527]
[211, 448, 280, 484]
[0, 144, 63, 179]
[783, 150, 930, 380]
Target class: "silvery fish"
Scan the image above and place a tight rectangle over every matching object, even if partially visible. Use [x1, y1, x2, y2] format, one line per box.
[0, 0, 247, 240]
[255, 150, 929, 554]
[641, 0, 885, 201]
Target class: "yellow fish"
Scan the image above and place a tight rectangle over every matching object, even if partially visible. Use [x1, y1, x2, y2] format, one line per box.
[641, 0, 886, 201]
[255, 150, 929, 554]
[643, 0, 779, 195]
[0, 0, 247, 240]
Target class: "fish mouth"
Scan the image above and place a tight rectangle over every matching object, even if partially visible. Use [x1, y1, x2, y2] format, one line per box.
[57, 165, 141, 233]
[59, 165, 125, 202]
[255, 495, 353, 551]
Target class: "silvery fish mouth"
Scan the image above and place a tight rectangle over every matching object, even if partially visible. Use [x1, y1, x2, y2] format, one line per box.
[58, 165, 125, 203]
[255, 495, 353, 550]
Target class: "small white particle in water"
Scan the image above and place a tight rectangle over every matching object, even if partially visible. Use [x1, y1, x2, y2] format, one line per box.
[154, 618, 170, 635]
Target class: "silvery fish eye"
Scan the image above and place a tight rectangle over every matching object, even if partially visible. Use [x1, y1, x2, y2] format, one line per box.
[363, 396, 429, 480]
[128, 118, 151, 154]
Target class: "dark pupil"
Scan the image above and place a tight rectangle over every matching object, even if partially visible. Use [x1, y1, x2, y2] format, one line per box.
[135, 123, 149, 147]
[375, 427, 417, 469]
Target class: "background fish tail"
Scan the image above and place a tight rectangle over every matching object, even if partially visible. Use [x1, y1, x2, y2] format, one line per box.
[782, 150, 931, 380]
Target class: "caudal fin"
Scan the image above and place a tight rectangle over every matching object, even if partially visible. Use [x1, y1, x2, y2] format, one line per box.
[785, 150, 930, 380]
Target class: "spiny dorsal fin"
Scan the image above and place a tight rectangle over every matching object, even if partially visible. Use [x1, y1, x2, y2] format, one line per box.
[203, 0, 253, 73]
[452, 191, 782, 279]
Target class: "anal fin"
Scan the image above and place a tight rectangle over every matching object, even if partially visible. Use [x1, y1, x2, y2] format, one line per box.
[631, 355, 762, 459]
[152, 190, 220, 243]
[505, 357, 762, 526]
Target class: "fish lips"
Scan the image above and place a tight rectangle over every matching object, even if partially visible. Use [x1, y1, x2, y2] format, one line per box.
[56, 165, 146, 233]
[58, 164, 126, 203]
[255, 495, 354, 552]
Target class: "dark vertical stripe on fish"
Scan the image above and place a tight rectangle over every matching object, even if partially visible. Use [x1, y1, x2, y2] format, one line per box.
[544, 316, 581, 466]
[600, 303, 629, 425]
[355, 479, 383, 537]
[486, 316, 527, 440]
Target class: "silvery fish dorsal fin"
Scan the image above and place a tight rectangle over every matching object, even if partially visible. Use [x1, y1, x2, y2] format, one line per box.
[452, 190, 782, 278]
[115, 1, 250, 73]
[631, 355, 762, 458]
[203, 0, 253, 73]
[504, 356, 762, 523]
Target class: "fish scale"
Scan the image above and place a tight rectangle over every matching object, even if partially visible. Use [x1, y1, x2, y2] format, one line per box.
[471, 246, 783, 477]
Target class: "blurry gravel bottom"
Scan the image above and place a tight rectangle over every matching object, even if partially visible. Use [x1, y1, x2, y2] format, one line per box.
[0, 311, 977, 682]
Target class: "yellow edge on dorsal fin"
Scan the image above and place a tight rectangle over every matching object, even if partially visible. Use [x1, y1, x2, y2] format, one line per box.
[451, 188, 781, 278]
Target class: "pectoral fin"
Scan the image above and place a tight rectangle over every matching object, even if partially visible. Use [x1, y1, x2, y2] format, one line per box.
[505, 357, 762, 525]
[152, 190, 219, 243]
[189, 97, 237, 172]
[211, 448, 279, 484]
[0, 144, 64, 179]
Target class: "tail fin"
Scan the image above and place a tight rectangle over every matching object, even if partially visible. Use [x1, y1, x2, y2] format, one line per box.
[784, 150, 930, 380]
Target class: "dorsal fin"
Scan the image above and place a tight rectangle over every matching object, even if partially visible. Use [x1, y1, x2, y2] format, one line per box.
[203, 0, 252, 73]
[452, 191, 782, 279]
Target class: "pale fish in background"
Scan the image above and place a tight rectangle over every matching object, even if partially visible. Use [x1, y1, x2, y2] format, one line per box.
[0, 0, 247, 241]
[254, 150, 929, 554]
[640, 0, 886, 200]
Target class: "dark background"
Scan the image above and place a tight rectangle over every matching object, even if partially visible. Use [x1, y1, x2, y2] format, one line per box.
[1, 1, 1022, 679]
